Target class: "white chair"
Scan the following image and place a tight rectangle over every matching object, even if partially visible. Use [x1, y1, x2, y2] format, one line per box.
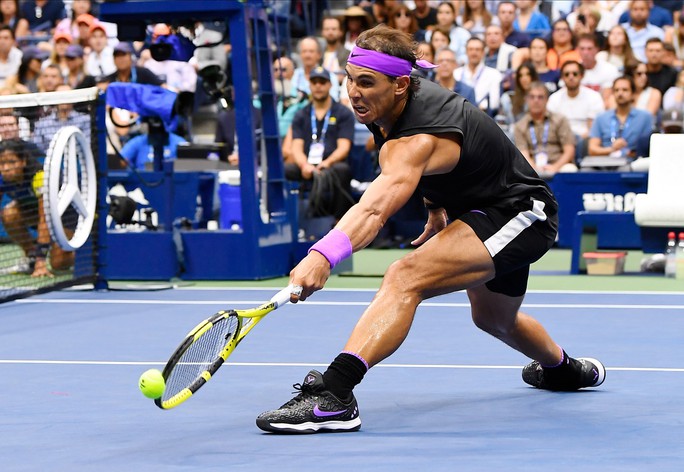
[634, 134, 684, 228]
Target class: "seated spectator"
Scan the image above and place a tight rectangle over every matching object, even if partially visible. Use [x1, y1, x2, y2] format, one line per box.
[617, 62, 662, 115]
[566, 1, 616, 35]
[546, 19, 581, 71]
[576, 33, 620, 105]
[596, 25, 639, 73]
[663, 68, 684, 110]
[501, 61, 539, 127]
[319, 16, 350, 86]
[32, 84, 91, 153]
[527, 37, 560, 92]
[387, 4, 425, 42]
[484, 24, 518, 74]
[435, 47, 477, 104]
[0, 138, 73, 277]
[0, 25, 21, 88]
[664, 6, 684, 70]
[342, 6, 373, 51]
[514, 81, 577, 179]
[0, 0, 29, 43]
[458, 0, 493, 39]
[0, 109, 40, 157]
[454, 37, 502, 116]
[37, 63, 63, 92]
[285, 67, 354, 220]
[568, 4, 607, 50]
[54, 0, 94, 42]
[44, 30, 72, 77]
[21, 0, 66, 36]
[621, 0, 665, 63]
[618, 0, 674, 28]
[119, 123, 187, 170]
[291, 36, 340, 101]
[64, 44, 96, 89]
[412, 0, 438, 31]
[5, 45, 47, 93]
[424, 2, 471, 65]
[429, 26, 452, 58]
[497, 1, 530, 48]
[412, 41, 437, 81]
[547, 61, 605, 158]
[644, 37, 678, 96]
[86, 22, 115, 81]
[103, 43, 165, 87]
[588, 76, 654, 161]
[513, 0, 551, 40]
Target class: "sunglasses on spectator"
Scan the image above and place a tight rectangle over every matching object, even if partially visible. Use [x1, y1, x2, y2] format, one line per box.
[554, 27, 570, 32]
[635, 71, 647, 76]
[395, 11, 410, 18]
[527, 94, 547, 100]
[563, 71, 580, 77]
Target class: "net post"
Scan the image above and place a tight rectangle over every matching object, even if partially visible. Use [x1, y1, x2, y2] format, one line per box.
[94, 92, 109, 291]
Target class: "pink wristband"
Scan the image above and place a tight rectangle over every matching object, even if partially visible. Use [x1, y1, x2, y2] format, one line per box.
[308, 229, 353, 269]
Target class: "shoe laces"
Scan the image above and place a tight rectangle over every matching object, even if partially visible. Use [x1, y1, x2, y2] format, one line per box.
[282, 382, 316, 408]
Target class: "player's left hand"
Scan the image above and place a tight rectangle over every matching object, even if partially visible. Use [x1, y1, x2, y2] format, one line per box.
[411, 208, 448, 246]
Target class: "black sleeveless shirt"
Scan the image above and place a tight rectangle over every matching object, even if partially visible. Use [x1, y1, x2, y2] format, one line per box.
[367, 78, 558, 219]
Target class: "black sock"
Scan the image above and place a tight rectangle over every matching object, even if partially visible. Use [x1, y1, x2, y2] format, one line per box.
[322, 352, 368, 402]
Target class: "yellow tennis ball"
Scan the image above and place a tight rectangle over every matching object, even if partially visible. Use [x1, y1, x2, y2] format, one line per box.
[139, 369, 165, 399]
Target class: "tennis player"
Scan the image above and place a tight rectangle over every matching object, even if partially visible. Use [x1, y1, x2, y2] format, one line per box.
[257, 25, 605, 434]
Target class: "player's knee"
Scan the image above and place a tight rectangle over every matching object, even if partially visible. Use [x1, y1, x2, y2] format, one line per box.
[383, 255, 427, 300]
[471, 311, 513, 338]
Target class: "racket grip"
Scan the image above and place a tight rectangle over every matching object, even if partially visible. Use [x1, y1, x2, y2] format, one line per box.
[271, 285, 301, 308]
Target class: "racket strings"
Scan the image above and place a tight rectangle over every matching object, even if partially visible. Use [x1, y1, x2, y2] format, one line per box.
[162, 316, 239, 399]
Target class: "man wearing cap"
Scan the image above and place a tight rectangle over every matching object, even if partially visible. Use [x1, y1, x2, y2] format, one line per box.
[256, 25, 605, 434]
[103, 42, 165, 88]
[86, 21, 115, 80]
[286, 66, 355, 220]
[0, 25, 21, 88]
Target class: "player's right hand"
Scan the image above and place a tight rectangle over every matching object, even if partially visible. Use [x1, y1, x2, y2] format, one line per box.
[289, 251, 331, 302]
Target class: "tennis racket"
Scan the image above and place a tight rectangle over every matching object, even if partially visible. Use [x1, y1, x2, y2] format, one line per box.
[154, 285, 300, 410]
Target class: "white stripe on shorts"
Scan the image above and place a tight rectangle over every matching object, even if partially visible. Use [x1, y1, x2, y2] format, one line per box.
[483, 199, 548, 257]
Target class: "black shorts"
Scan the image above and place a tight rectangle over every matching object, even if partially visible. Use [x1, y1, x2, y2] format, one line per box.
[458, 198, 558, 297]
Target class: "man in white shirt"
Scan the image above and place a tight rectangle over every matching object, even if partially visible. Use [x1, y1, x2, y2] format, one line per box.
[576, 33, 620, 105]
[547, 60, 605, 160]
[0, 25, 22, 88]
[483, 24, 518, 74]
[621, 0, 665, 63]
[454, 37, 502, 115]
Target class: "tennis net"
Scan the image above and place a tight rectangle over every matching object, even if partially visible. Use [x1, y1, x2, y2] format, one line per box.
[0, 87, 102, 302]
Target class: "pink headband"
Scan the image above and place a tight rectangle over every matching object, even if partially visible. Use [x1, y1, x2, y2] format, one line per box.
[347, 45, 438, 77]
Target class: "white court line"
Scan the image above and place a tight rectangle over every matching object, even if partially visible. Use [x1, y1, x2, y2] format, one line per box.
[0, 359, 682, 372]
[12, 298, 684, 310]
[173, 286, 684, 296]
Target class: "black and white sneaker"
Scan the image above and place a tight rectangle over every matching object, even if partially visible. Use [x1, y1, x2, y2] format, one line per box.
[256, 370, 361, 434]
[522, 356, 606, 391]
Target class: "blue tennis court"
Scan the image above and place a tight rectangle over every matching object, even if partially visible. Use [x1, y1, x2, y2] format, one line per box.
[1, 286, 683, 471]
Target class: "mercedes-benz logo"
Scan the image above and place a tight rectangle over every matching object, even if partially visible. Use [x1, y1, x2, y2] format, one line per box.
[44, 126, 97, 251]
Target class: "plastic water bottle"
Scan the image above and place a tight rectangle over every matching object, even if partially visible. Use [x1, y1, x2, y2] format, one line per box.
[665, 231, 677, 278]
[676, 232, 684, 280]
